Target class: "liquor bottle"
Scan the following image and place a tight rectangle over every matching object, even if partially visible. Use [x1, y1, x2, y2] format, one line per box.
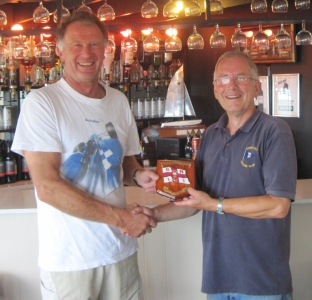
[103, 38, 115, 83]
[199, 129, 205, 145]
[0, 36, 8, 86]
[184, 133, 193, 159]
[0, 140, 6, 184]
[191, 131, 200, 161]
[153, 52, 162, 79]
[121, 31, 137, 84]
[22, 35, 36, 87]
[163, 52, 172, 79]
[3, 106, 11, 129]
[137, 35, 153, 84]
[5, 140, 17, 183]
[41, 41, 56, 85]
[130, 56, 141, 83]
[21, 156, 31, 180]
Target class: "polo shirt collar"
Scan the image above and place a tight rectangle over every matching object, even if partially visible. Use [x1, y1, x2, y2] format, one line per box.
[216, 109, 262, 133]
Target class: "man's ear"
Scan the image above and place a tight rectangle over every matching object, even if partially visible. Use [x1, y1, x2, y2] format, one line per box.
[254, 80, 261, 98]
[55, 46, 63, 63]
[213, 83, 218, 100]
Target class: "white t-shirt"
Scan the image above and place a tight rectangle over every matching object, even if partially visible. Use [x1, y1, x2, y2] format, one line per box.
[12, 79, 141, 271]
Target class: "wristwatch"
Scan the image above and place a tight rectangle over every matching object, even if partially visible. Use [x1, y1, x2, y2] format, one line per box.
[216, 197, 225, 214]
[133, 168, 143, 188]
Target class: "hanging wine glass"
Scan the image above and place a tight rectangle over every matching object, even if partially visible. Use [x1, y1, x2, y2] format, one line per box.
[250, 0, 267, 13]
[97, 0, 115, 21]
[121, 30, 138, 53]
[163, 0, 179, 18]
[0, 3, 7, 26]
[187, 25, 204, 50]
[53, 5, 70, 23]
[252, 24, 269, 50]
[295, 0, 310, 9]
[231, 24, 247, 48]
[77, 0, 92, 13]
[34, 34, 51, 58]
[271, 0, 288, 13]
[295, 22, 312, 45]
[14, 35, 29, 60]
[141, 0, 158, 18]
[165, 27, 182, 51]
[185, 0, 201, 17]
[143, 28, 159, 52]
[33, 1, 50, 23]
[210, 24, 226, 48]
[275, 23, 291, 48]
[210, 0, 223, 14]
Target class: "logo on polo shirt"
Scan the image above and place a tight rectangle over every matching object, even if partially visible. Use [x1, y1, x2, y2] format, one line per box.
[241, 146, 258, 168]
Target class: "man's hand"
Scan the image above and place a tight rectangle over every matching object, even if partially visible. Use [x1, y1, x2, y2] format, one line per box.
[132, 205, 155, 218]
[174, 187, 216, 211]
[119, 203, 157, 237]
[136, 169, 159, 193]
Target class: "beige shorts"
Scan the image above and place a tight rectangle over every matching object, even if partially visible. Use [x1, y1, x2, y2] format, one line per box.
[40, 252, 143, 300]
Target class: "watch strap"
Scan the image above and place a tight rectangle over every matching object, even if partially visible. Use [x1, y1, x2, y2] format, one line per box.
[133, 168, 143, 188]
[216, 197, 225, 214]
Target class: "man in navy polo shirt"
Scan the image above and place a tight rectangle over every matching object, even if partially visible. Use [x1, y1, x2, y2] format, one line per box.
[134, 51, 297, 300]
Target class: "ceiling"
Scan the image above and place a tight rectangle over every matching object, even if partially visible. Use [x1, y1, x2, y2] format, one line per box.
[0, 0, 311, 36]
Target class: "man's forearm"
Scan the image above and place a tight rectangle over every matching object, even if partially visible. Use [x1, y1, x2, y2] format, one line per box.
[122, 155, 143, 186]
[152, 203, 198, 222]
[33, 175, 156, 237]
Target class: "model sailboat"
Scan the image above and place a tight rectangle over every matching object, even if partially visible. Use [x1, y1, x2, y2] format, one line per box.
[163, 65, 202, 127]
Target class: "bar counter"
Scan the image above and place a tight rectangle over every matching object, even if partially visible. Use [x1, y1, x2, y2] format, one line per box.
[0, 179, 312, 213]
[1, 179, 312, 300]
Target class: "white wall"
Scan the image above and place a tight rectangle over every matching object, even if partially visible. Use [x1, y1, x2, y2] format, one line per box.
[138, 213, 205, 300]
[289, 203, 312, 300]
[0, 212, 40, 300]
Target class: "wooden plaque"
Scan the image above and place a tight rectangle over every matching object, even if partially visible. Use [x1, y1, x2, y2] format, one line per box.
[156, 159, 196, 201]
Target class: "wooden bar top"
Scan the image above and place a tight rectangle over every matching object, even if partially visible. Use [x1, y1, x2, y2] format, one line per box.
[1, 179, 312, 213]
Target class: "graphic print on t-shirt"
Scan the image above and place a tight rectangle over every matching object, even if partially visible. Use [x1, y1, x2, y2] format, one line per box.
[62, 122, 123, 195]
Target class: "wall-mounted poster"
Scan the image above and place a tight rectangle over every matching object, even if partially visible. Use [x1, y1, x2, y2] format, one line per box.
[255, 76, 270, 115]
[272, 74, 300, 118]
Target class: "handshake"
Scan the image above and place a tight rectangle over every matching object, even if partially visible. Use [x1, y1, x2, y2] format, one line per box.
[120, 203, 157, 238]
[118, 167, 201, 238]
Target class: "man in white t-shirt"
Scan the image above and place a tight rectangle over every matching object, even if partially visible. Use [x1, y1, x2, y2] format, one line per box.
[12, 11, 158, 300]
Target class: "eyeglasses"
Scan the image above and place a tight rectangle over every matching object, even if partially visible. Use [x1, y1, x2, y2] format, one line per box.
[214, 76, 257, 86]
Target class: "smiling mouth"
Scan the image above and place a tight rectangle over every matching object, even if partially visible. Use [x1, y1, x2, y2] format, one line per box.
[226, 95, 241, 99]
[78, 62, 94, 66]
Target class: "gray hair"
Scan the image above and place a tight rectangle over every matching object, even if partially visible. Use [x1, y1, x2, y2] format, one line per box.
[56, 10, 108, 51]
[214, 51, 259, 80]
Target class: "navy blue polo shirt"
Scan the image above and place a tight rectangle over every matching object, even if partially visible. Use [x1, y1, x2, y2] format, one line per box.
[196, 109, 297, 295]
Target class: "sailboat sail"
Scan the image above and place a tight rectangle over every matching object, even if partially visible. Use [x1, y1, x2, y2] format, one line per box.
[164, 65, 196, 118]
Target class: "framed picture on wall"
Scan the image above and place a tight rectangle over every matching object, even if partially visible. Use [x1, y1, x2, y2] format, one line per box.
[240, 24, 296, 64]
[272, 74, 300, 118]
[255, 76, 270, 115]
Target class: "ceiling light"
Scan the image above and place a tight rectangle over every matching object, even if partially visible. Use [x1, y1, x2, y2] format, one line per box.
[11, 24, 23, 31]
